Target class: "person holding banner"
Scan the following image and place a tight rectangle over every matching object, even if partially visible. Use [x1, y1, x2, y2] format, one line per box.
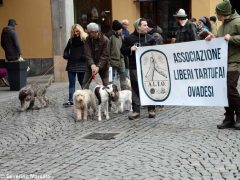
[206, 0, 240, 130]
[172, 8, 198, 43]
[121, 18, 156, 120]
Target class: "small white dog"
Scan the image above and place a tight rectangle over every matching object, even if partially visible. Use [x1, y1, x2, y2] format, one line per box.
[94, 85, 112, 121]
[108, 84, 132, 113]
[73, 89, 97, 121]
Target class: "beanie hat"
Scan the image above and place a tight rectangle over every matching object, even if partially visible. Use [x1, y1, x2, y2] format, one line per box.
[147, 19, 155, 28]
[199, 17, 207, 24]
[216, 0, 232, 16]
[112, 20, 122, 31]
[210, 16, 217, 22]
[133, 18, 142, 32]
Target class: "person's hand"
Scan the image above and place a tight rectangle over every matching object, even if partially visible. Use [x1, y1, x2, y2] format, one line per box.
[205, 34, 215, 41]
[18, 56, 25, 61]
[171, 38, 176, 43]
[131, 45, 138, 52]
[224, 34, 231, 41]
[91, 64, 99, 75]
[94, 66, 99, 75]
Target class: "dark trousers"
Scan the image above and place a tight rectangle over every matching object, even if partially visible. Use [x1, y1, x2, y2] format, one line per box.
[68, 71, 85, 101]
[225, 71, 240, 117]
[129, 69, 155, 113]
[82, 69, 109, 89]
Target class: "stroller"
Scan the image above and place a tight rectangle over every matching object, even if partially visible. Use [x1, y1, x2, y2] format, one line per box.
[0, 68, 9, 86]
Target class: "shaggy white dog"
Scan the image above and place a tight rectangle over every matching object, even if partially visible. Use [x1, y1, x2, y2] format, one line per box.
[73, 89, 97, 121]
[108, 84, 132, 113]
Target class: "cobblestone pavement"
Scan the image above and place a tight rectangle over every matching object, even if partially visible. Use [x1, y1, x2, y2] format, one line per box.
[0, 77, 240, 180]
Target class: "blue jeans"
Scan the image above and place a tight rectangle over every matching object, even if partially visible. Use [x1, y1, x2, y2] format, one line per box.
[68, 71, 85, 101]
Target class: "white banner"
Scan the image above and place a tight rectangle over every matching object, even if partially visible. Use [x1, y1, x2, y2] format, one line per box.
[136, 37, 228, 106]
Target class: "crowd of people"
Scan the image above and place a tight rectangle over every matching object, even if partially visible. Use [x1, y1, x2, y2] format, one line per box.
[61, 0, 240, 129]
[1, 0, 240, 129]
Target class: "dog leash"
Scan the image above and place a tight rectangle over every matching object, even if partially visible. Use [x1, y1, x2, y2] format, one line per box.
[82, 74, 102, 90]
[31, 65, 54, 84]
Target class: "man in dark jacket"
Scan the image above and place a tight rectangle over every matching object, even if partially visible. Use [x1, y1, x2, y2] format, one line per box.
[121, 18, 156, 120]
[171, 9, 198, 43]
[147, 19, 163, 45]
[1, 19, 21, 61]
[82, 22, 110, 89]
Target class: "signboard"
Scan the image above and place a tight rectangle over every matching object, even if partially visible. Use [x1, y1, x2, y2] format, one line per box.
[136, 37, 228, 106]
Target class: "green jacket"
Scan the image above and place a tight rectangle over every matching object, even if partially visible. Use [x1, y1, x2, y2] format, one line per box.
[109, 33, 125, 69]
[217, 12, 240, 63]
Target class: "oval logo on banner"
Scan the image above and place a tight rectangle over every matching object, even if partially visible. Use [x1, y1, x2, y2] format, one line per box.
[140, 50, 171, 101]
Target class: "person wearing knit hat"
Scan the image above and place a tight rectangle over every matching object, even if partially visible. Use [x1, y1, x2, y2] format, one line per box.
[210, 16, 218, 36]
[197, 16, 212, 39]
[121, 18, 156, 120]
[109, 20, 128, 89]
[215, 0, 233, 16]
[112, 20, 122, 31]
[146, 19, 163, 45]
[206, 0, 240, 130]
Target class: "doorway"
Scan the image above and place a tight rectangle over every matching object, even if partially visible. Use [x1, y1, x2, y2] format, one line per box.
[74, 0, 112, 34]
[140, 0, 191, 42]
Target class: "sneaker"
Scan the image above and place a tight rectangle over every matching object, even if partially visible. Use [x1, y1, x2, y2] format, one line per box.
[148, 110, 156, 118]
[63, 100, 73, 107]
[129, 112, 140, 120]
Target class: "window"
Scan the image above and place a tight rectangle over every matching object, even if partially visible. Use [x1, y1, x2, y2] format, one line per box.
[74, 0, 112, 34]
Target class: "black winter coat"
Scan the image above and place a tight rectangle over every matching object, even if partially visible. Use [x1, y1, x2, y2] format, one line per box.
[121, 31, 156, 69]
[1, 26, 21, 61]
[175, 20, 198, 43]
[63, 37, 86, 72]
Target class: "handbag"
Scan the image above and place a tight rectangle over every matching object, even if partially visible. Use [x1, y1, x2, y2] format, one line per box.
[63, 49, 70, 60]
[63, 39, 72, 60]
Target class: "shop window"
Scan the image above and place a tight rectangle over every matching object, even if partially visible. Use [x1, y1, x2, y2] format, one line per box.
[74, 0, 112, 34]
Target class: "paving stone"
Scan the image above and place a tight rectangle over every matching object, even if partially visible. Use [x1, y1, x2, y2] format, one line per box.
[0, 79, 240, 179]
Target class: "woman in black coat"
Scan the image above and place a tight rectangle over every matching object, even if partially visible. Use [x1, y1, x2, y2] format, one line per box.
[63, 24, 88, 106]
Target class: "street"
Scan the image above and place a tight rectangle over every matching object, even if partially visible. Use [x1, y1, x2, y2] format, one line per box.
[0, 77, 240, 180]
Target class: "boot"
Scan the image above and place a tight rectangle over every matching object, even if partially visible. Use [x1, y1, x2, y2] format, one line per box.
[234, 116, 240, 130]
[217, 115, 235, 129]
[129, 112, 140, 120]
[148, 110, 156, 118]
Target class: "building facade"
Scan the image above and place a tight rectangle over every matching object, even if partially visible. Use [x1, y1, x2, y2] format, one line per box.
[0, 0, 227, 81]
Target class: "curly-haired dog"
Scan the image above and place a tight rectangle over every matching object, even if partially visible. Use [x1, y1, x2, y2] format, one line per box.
[94, 85, 113, 121]
[108, 84, 132, 113]
[73, 89, 97, 121]
[18, 76, 53, 111]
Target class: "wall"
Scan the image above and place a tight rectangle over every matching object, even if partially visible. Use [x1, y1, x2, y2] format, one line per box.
[111, 0, 140, 33]
[191, 0, 222, 21]
[0, 0, 53, 59]
[51, 0, 74, 82]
